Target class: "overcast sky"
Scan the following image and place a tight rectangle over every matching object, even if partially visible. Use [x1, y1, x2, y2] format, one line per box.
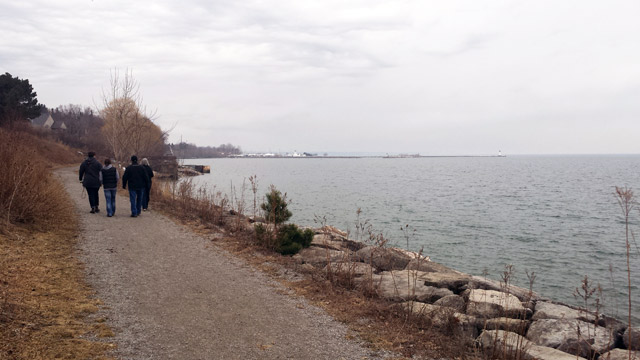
[2, 0, 639, 155]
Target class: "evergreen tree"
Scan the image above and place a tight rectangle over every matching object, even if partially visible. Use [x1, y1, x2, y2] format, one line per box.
[0, 73, 43, 127]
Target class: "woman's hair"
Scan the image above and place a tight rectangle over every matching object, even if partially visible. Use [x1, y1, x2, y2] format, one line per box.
[141, 158, 149, 166]
[104, 158, 111, 165]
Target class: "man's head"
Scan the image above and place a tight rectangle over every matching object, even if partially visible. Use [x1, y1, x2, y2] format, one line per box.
[88, 151, 95, 158]
[131, 155, 138, 164]
[104, 158, 111, 166]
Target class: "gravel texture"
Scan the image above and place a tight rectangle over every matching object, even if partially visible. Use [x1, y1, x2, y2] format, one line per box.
[58, 167, 394, 360]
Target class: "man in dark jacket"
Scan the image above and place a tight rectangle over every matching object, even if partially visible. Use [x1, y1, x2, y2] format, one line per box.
[122, 155, 150, 217]
[79, 151, 103, 213]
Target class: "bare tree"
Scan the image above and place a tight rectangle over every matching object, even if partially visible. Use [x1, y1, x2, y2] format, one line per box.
[100, 69, 167, 160]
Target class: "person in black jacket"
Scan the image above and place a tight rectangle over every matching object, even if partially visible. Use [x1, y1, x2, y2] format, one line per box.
[99, 158, 120, 217]
[141, 158, 154, 211]
[122, 155, 150, 217]
[79, 151, 103, 213]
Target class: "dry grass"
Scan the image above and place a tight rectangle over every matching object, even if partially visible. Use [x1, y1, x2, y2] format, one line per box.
[0, 127, 113, 359]
[0, 128, 82, 229]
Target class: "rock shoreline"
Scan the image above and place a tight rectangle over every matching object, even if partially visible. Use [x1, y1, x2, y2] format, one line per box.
[290, 225, 640, 359]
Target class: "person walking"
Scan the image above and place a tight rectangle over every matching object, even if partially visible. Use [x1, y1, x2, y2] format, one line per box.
[122, 155, 150, 217]
[141, 158, 154, 211]
[100, 158, 120, 217]
[79, 151, 102, 213]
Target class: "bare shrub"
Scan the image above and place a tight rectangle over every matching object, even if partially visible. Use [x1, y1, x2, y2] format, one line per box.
[0, 129, 76, 229]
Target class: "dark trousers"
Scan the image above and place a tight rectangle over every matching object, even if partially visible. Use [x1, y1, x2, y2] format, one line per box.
[143, 185, 151, 209]
[86, 187, 100, 209]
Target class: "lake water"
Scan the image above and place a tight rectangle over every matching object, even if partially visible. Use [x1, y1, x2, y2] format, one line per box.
[182, 156, 640, 323]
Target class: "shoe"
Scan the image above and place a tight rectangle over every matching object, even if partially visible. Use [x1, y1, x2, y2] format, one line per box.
[90, 207, 95, 214]
[143, 208, 148, 211]
[95, 208, 100, 213]
[130, 214, 137, 217]
[107, 214, 113, 217]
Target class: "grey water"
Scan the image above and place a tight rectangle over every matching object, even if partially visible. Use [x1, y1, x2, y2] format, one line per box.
[182, 155, 640, 324]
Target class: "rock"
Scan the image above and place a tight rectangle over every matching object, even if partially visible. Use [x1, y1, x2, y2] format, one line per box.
[295, 247, 348, 267]
[355, 246, 412, 271]
[467, 289, 526, 318]
[624, 326, 640, 350]
[478, 330, 587, 360]
[367, 270, 454, 302]
[406, 258, 466, 274]
[420, 271, 472, 293]
[299, 263, 315, 273]
[433, 295, 466, 313]
[600, 348, 640, 360]
[319, 225, 348, 238]
[532, 301, 598, 323]
[322, 261, 375, 278]
[526, 319, 616, 357]
[311, 234, 345, 251]
[400, 301, 477, 337]
[481, 317, 529, 335]
[469, 276, 540, 301]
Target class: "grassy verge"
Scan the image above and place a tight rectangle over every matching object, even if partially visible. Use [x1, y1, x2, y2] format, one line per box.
[0, 127, 114, 359]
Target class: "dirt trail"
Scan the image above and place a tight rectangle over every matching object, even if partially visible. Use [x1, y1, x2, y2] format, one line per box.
[58, 167, 392, 360]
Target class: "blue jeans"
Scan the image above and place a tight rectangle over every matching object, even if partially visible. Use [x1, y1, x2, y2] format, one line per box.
[104, 189, 116, 216]
[129, 188, 144, 216]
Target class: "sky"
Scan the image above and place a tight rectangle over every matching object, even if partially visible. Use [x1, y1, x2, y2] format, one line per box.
[1, 0, 639, 155]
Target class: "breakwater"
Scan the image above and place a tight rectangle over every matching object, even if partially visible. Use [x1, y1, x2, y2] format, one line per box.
[291, 225, 640, 359]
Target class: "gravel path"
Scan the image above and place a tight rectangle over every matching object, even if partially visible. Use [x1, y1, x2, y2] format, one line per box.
[58, 167, 393, 360]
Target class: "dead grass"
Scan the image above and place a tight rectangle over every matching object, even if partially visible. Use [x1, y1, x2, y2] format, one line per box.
[0, 127, 113, 359]
[0, 224, 115, 359]
[0, 127, 82, 229]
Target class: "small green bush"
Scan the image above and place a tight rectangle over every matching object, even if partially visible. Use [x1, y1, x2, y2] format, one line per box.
[261, 186, 292, 225]
[275, 224, 314, 255]
[254, 222, 313, 255]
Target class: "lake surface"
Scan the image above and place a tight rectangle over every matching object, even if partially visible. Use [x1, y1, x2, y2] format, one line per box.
[182, 156, 640, 323]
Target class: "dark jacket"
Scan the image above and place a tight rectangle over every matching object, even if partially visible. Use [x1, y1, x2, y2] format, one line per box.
[100, 166, 119, 189]
[79, 157, 103, 188]
[122, 164, 150, 190]
[142, 164, 154, 187]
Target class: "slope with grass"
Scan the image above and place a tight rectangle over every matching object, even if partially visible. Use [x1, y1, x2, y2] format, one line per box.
[0, 128, 113, 359]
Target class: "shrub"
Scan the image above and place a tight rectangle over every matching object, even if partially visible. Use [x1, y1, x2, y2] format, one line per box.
[260, 186, 292, 225]
[275, 224, 314, 255]
[254, 223, 313, 255]
[0, 128, 76, 229]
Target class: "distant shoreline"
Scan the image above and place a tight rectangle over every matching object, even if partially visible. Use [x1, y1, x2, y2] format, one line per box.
[181, 155, 508, 160]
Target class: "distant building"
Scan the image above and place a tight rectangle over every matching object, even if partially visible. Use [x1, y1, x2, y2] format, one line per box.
[30, 111, 54, 128]
[30, 109, 66, 131]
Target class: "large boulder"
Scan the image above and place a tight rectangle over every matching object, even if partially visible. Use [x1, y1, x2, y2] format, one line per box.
[469, 275, 540, 301]
[293, 247, 348, 267]
[477, 330, 586, 360]
[532, 301, 597, 322]
[400, 302, 478, 337]
[433, 294, 466, 313]
[367, 270, 454, 302]
[526, 318, 616, 357]
[322, 261, 375, 278]
[355, 246, 412, 271]
[406, 258, 468, 275]
[311, 234, 346, 251]
[482, 317, 529, 335]
[600, 349, 640, 360]
[466, 289, 526, 318]
[625, 326, 640, 350]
